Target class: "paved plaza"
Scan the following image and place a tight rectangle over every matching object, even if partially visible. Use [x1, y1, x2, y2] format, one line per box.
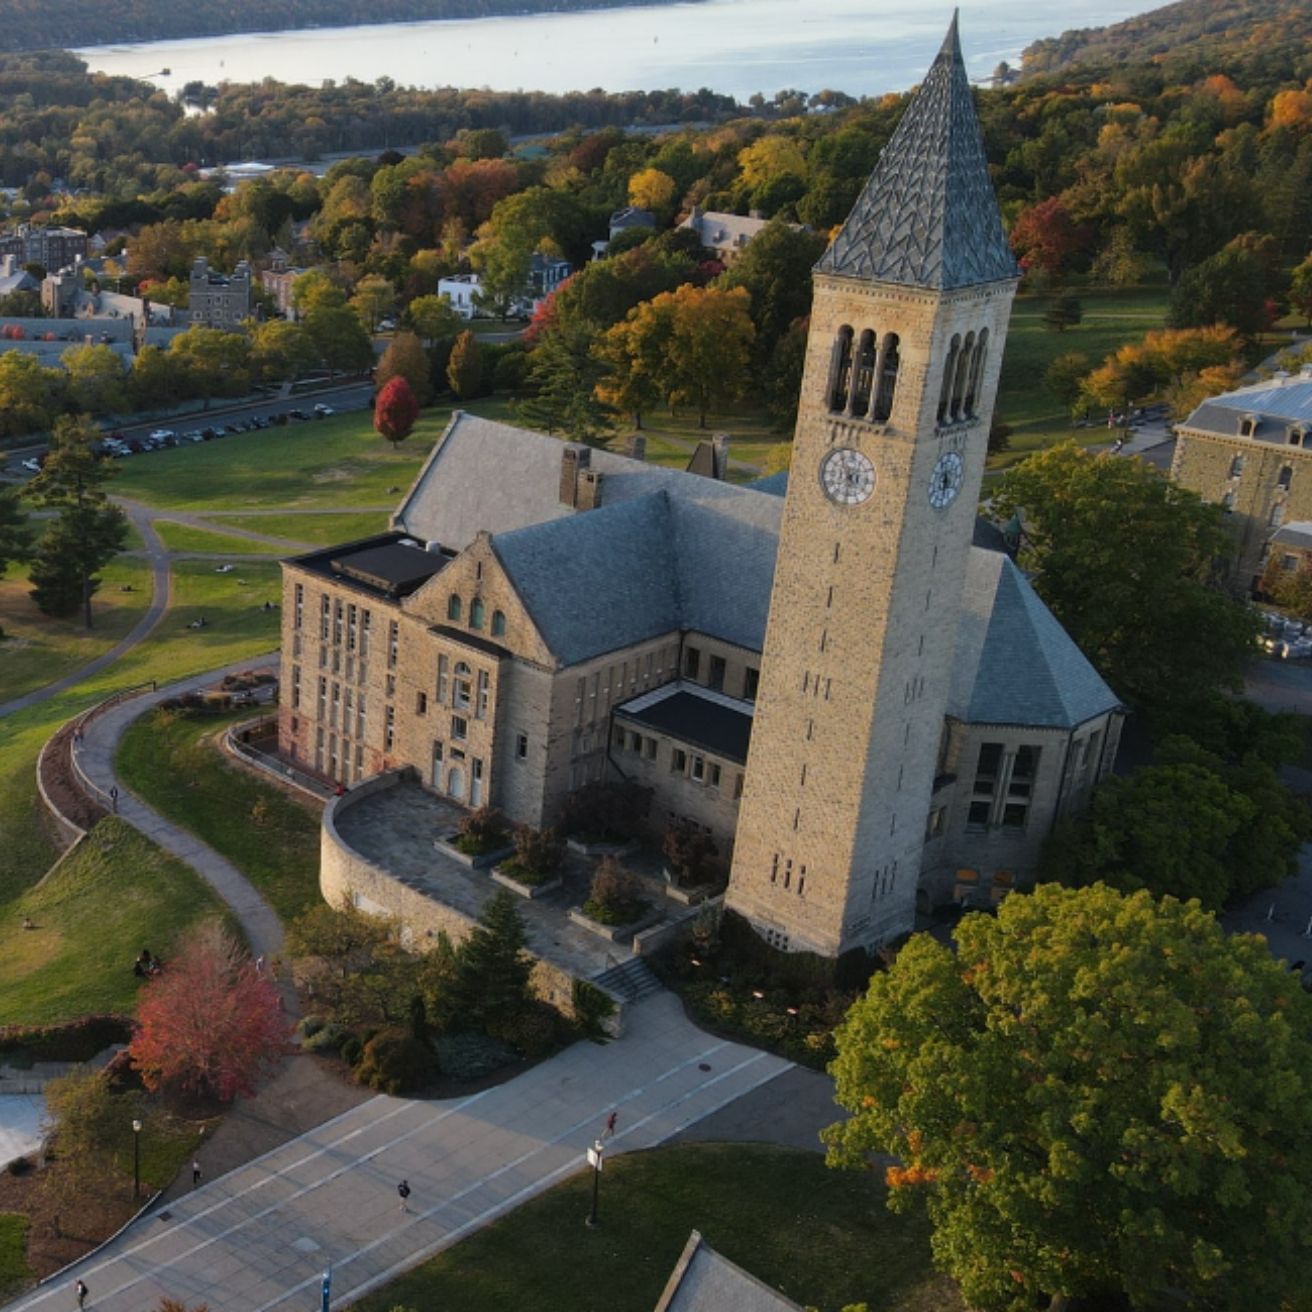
[3, 994, 791, 1312]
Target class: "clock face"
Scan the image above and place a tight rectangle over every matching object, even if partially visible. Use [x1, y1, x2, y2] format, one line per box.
[929, 451, 964, 510]
[820, 447, 876, 506]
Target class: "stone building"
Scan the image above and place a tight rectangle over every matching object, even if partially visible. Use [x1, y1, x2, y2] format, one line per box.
[187, 256, 252, 329]
[260, 248, 307, 321]
[1170, 367, 1312, 592]
[0, 223, 87, 271]
[277, 18, 1121, 955]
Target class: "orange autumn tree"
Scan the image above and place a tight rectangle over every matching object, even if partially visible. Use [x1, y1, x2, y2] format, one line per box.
[130, 925, 288, 1102]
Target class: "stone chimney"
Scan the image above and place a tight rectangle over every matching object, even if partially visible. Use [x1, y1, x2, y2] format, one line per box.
[627, 434, 647, 462]
[576, 468, 604, 511]
[712, 432, 731, 480]
[559, 444, 591, 507]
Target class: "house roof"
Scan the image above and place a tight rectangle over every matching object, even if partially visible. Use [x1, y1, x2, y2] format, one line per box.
[815, 15, 1017, 290]
[1271, 521, 1312, 552]
[654, 1231, 803, 1312]
[949, 549, 1121, 729]
[1182, 373, 1312, 444]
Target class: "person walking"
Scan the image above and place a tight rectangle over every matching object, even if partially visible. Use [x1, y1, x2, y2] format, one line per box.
[604, 1110, 618, 1139]
[74, 1278, 88, 1308]
[397, 1179, 411, 1213]
[192, 1158, 202, 1188]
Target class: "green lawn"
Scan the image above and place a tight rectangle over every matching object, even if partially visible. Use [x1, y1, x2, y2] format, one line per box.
[352, 1144, 960, 1312]
[209, 511, 391, 546]
[0, 1214, 30, 1302]
[991, 283, 1172, 469]
[0, 818, 228, 1025]
[0, 556, 152, 705]
[106, 411, 444, 511]
[153, 521, 296, 556]
[118, 707, 322, 926]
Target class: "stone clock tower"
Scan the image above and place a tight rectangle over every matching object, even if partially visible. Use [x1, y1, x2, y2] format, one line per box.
[726, 16, 1020, 957]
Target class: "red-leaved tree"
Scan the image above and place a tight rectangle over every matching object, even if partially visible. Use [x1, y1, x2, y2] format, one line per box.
[129, 925, 289, 1101]
[373, 374, 420, 447]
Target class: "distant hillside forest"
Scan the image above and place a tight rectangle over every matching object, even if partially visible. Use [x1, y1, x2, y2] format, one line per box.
[0, 0, 697, 53]
[1023, 0, 1311, 78]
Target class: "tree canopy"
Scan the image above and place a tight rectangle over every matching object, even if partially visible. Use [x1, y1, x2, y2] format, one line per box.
[825, 882, 1312, 1312]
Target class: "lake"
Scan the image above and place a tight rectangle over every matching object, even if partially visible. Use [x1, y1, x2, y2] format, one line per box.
[77, 0, 1158, 103]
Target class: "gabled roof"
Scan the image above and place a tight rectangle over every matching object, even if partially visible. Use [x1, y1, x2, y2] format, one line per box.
[815, 15, 1017, 291]
[1183, 374, 1312, 444]
[949, 550, 1120, 729]
[654, 1231, 803, 1312]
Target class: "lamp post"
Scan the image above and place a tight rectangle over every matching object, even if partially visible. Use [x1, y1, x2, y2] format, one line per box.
[585, 1138, 604, 1227]
[131, 1118, 142, 1200]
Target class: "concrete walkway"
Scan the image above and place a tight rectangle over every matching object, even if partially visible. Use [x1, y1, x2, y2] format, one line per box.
[72, 656, 285, 962]
[2, 995, 791, 1312]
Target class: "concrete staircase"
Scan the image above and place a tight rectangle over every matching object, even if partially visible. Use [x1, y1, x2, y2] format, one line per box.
[592, 955, 664, 1004]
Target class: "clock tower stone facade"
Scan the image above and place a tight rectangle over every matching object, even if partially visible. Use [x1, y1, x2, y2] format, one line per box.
[725, 17, 1021, 956]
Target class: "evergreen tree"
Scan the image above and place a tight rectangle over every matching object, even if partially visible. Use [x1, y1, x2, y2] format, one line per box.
[0, 484, 33, 629]
[451, 889, 532, 1032]
[518, 318, 614, 442]
[26, 414, 127, 628]
[446, 329, 484, 400]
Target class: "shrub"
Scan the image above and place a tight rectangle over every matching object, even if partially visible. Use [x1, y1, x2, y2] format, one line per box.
[295, 1015, 325, 1039]
[509, 825, 565, 880]
[339, 1036, 364, 1067]
[433, 1032, 517, 1081]
[662, 821, 718, 886]
[489, 1000, 561, 1059]
[302, 1022, 350, 1054]
[559, 780, 651, 843]
[355, 1029, 437, 1095]
[453, 806, 510, 856]
[0, 1014, 132, 1063]
[582, 856, 649, 925]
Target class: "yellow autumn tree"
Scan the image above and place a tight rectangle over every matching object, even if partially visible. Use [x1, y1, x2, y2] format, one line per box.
[627, 167, 676, 214]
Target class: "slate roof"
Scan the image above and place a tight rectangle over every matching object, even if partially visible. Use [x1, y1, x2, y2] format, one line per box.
[1182, 374, 1312, 444]
[655, 1231, 803, 1312]
[949, 549, 1120, 729]
[1271, 521, 1312, 553]
[815, 15, 1017, 290]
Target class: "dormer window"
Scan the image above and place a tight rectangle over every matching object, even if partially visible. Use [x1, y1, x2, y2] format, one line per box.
[1240, 415, 1257, 438]
[1291, 429, 1305, 448]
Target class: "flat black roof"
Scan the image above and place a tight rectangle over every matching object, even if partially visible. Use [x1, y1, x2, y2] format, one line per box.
[616, 689, 753, 763]
[291, 532, 451, 600]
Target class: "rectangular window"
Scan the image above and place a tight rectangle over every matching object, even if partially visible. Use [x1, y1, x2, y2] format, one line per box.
[388, 620, 399, 669]
[691, 755, 705, 783]
[1229, 454, 1245, 478]
[1002, 802, 1029, 830]
[644, 737, 658, 760]
[743, 667, 760, 700]
[734, 772, 744, 800]
[709, 763, 721, 789]
[613, 724, 626, 750]
[333, 600, 343, 646]
[354, 744, 363, 778]
[343, 687, 353, 732]
[347, 604, 357, 652]
[317, 676, 327, 718]
[356, 692, 366, 739]
[684, 646, 701, 679]
[361, 610, 371, 657]
[967, 800, 990, 830]
[708, 655, 726, 691]
[515, 732, 528, 761]
[291, 665, 301, 709]
[671, 748, 687, 774]
[315, 725, 324, 771]
[1279, 465, 1293, 490]
[437, 655, 449, 703]
[416, 691, 428, 715]
[320, 595, 330, 640]
[476, 669, 490, 719]
[385, 705, 395, 751]
[452, 715, 468, 741]
[973, 742, 1003, 796]
[1009, 745, 1040, 797]
[294, 583, 303, 630]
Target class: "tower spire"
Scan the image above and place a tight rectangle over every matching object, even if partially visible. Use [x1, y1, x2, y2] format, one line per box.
[816, 14, 1016, 291]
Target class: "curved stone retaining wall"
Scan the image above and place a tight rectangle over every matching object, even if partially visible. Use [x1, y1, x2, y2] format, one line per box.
[322, 770, 624, 1036]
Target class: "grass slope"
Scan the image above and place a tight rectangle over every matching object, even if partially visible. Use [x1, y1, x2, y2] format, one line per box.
[0, 818, 228, 1025]
[352, 1144, 960, 1312]
[117, 708, 322, 925]
[0, 1214, 30, 1302]
[210, 511, 391, 546]
[153, 521, 294, 556]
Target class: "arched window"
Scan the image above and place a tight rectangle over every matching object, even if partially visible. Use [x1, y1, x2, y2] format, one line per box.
[828, 325, 854, 413]
[469, 598, 485, 630]
[873, 333, 900, 422]
[491, 609, 506, 637]
[447, 594, 462, 622]
[950, 331, 974, 420]
[850, 329, 876, 417]
[938, 334, 960, 424]
[446, 766, 465, 800]
[965, 328, 988, 417]
[453, 661, 472, 710]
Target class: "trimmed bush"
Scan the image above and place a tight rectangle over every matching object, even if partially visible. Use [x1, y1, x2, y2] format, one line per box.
[509, 825, 565, 881]
[295, 1015, 325, 1040]
[356, 1029, 437, 1095]
[433, 1033, 517, 1082]
[454, 806, 511, 856]
[582, 856, 649, 926]
[0, 1014, 132, 1063]
[662, 821, 718, 887]
[340, 1036, 364, 1067]
[489, 1000, 561, 1059]
[302, 1022, 350, 1054]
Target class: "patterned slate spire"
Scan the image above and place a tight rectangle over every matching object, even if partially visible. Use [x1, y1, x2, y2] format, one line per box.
[816, 13, 1017, 290]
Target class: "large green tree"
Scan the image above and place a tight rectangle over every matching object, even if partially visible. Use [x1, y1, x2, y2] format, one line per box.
[825, 883, 1312, 1312]
[375, 330, 433, 407]
[519, 317, 613, 441]
[991, 442, 1258, 728]
[717, 219, 826, 359]
[26, 414, 127, 628]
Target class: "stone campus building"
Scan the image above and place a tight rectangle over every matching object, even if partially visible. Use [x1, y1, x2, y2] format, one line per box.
[277, 19, 1122, 957]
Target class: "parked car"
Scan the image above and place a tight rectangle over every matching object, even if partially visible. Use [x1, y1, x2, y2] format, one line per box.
[313, 403, 335, 417]
[288, 408, 308, 420]
[21, 457, 41, 473]
[150, 428, 175, 442]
